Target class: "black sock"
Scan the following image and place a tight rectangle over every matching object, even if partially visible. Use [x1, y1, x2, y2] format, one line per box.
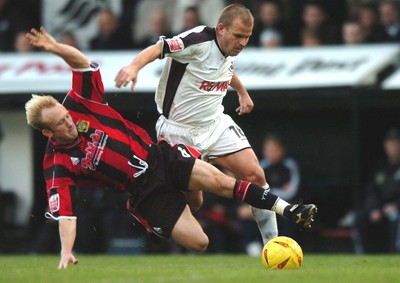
[233, 180, 278, 210]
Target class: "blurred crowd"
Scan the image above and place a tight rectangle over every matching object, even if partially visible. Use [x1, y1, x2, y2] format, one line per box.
[2, 0, 400, 53]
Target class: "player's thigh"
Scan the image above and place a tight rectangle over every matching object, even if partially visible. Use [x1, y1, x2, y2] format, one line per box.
[171, 205, 208, 252]
[213, 148, 266, 185]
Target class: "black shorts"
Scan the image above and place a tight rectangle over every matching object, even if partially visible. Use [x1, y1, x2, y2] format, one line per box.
[127, 140, 198, 238]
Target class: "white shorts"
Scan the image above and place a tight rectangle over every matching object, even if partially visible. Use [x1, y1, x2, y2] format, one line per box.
[156, 114, 251, 161]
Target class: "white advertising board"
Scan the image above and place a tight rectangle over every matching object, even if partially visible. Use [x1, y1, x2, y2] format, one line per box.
[0, 44, 398, 94]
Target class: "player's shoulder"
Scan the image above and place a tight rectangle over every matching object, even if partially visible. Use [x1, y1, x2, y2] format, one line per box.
[178, 25, 215, 47]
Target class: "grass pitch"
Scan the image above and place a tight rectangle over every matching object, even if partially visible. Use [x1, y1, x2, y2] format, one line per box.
[1, 254, 400, 283]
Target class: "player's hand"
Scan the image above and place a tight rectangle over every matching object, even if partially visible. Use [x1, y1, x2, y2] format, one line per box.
[115, 65, 139, 92]
[26, 27, 57, 51]
[236, 93, 254, 115]
[58, 253, 78, 270]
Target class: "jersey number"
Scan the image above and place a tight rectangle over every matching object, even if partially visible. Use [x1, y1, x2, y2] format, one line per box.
[178, 146, 191, 158]
[229, 125, 245, 139]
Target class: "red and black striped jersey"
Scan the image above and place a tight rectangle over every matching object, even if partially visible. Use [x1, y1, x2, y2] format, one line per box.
[43, 62, 152, 220]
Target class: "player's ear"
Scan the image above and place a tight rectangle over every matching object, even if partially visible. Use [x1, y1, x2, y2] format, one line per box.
[216, 22, 225, 33]
[42, 128, 53, 138]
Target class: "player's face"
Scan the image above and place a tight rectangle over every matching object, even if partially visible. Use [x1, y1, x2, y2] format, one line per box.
[41, 103, 78, 144]
[217, 18, 253, 56]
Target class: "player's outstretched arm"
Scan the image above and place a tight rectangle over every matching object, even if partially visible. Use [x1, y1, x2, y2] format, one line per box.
[114, 42, 162, 92]
[57, 219, 78, 269]
[230, 72, 254, 116]
[26, 27, 89, 69]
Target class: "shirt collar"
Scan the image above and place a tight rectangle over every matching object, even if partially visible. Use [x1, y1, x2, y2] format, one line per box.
[212, 28, 228, 58]
[49, 136, 82, 151]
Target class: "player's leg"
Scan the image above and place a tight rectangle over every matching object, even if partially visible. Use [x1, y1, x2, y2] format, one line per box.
[188, 159, 317, 229]
[209, 114, 278, 244]
[127, 187, 208, 252]
[213, 148, 277, 244]
[213, 148, 265, 184]
[188, 159, 236, 198]
[171, 205, 209, 252]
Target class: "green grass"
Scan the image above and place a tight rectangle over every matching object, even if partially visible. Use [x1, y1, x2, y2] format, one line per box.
[1, 254, 400, 283]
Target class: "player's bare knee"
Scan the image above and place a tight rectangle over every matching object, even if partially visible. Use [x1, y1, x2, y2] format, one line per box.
[193, 234, 209, 253]
[184, 235, 208, 253]
[243, 167, 265, 186]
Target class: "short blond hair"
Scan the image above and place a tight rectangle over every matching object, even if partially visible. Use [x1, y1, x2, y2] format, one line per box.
[218, 4, 254, 28]
[25, 94, 60, 130]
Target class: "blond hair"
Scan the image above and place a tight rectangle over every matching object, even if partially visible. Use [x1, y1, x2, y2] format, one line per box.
[218, 4, 254, 28]
[25, 94, 60, 130]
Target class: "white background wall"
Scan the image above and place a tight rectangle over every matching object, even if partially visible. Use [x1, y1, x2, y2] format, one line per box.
[0, 110, 33, 226]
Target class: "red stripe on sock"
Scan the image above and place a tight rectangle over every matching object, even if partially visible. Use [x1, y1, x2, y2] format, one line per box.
[235, 180, 251, 201]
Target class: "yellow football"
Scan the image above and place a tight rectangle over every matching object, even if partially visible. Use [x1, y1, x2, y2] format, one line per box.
[261, 236, 303, 270]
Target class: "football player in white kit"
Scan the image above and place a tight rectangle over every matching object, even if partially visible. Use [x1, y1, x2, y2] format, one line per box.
[115, 4, 279, 245]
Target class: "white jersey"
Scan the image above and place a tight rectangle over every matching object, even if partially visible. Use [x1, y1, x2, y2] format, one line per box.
[156, 26, 235, 127]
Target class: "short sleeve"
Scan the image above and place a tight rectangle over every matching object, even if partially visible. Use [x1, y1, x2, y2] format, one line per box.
[44, 151, 78, 220]
[71, 61, 106, 104]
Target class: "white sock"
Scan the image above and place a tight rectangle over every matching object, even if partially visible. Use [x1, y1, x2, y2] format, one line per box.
[271, 198, 290, 216]
[251, 184, 278, 245]
[251, 207, 278, 245]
